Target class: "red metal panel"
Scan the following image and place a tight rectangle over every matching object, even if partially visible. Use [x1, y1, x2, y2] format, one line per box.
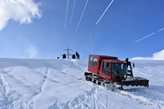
[98, 61, 113, 81]
[88, 55, 126, 81]
[88, 56, 100, 74]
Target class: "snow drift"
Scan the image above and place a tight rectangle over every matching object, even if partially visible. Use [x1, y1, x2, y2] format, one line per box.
[0, 58, 163, 109]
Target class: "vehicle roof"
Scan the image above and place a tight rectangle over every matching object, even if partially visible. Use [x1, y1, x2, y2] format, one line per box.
[103, 59, 126, 63]
[89, 54, 118, 60]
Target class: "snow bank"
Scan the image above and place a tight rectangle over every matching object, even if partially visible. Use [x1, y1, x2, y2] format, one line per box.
[0, 59, 163, 109]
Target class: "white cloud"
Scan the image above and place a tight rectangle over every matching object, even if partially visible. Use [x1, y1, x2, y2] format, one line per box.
[0, 35, 41, 58]
[0, 0, 41, 30]
[25, 44, 39, 58]
[132, 49, 164, 60]
[132, 57, 152, 60]
[153, 49, 164, 60]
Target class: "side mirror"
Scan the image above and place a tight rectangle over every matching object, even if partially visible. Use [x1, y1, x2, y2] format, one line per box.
[132, 63, 135, 68]
[125, 58, 129, 63]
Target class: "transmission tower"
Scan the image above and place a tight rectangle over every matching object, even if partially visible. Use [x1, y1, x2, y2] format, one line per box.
[64, 48, 74, 59]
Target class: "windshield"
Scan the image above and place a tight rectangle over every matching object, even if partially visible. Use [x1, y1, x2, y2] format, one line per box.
[112, 63, 127, 75]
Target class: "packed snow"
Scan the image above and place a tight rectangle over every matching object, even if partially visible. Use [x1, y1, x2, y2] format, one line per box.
[0, 58, 163, 109]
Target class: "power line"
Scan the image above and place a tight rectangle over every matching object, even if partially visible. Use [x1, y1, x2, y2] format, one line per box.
[64, 48, 74, 59]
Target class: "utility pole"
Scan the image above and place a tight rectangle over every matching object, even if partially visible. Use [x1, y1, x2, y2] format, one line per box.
[64, 48, 73, 59]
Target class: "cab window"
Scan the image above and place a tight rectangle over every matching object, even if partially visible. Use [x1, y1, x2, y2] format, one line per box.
[112, 63, 127, 75]
[103, 62, 111, 75]
[89, 56, 98, 66]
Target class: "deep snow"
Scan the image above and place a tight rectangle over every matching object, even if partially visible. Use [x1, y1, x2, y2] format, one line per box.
[0, 58, 163, 109]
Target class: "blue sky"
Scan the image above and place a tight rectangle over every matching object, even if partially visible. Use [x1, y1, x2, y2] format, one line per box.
[0, 0, 164, 59]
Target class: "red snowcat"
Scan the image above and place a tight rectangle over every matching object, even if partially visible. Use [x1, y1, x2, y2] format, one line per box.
[84, 55, 149, 89]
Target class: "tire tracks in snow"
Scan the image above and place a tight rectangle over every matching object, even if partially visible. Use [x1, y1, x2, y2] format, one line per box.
[0, 67, 55, 109]
[80, 80, 161, 109]
[120, 90, 164, 109]
[110, 88, 163, 109]
[28, 67, 50, 108]
[48, 87, 99, 109]
[0, 70, 38, 93]
[0, 74, 25, 109]
[0, 69, 38, 109]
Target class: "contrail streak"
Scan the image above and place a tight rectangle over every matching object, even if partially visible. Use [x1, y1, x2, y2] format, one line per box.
[136, 32, 156, 42]
[96, 0, 114, 25]
[64, 0, 70, 29]
[69, 0, 76, 24]
[158, 27, 164, 32]
[136, 27, 164, 42]
[75, 0, 89, 32]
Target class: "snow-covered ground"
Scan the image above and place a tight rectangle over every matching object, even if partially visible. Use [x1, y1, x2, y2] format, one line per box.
[0, 58, 163, 109]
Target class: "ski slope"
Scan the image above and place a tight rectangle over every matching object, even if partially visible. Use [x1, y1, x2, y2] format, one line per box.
[0, 58, 163, 109]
